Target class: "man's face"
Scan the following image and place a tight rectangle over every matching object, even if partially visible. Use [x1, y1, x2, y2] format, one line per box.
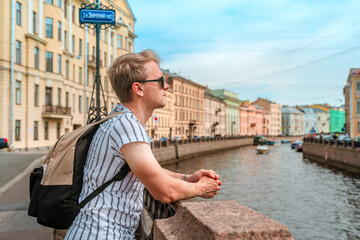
[142, 61, 169, 109]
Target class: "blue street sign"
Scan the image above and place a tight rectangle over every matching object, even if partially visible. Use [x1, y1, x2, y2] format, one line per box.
[79, 9, 115, 24]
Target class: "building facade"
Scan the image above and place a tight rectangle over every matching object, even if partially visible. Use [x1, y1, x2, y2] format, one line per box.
[298, 107, 317, 134]
[252, 98, 281, 136]
[344, 68, 360, 137]
[170, 72, 205, 138]
[281, 107, 305, 136]
[210, 89, 241, 136]
[204, 90, 226, 137]
[0, 0, 136, 150]
[239, 102, 269, 136]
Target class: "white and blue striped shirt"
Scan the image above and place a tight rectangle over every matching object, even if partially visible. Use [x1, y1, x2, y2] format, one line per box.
[65, 104, 149, 240]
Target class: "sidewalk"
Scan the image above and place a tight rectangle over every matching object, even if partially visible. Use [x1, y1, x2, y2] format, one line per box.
[0, 161, 54, 240]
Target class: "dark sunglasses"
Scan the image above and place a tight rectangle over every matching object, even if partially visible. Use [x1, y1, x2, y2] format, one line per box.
[130, 75, 165, 89]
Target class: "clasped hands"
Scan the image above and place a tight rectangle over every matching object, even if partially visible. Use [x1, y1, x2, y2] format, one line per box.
[186, 169, 222, 198]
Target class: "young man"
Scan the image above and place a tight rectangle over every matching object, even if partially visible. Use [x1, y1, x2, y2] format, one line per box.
[65, 50, 221, 239]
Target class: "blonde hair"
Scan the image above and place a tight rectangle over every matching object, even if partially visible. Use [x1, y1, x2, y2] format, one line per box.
[107, 49, 160, 103]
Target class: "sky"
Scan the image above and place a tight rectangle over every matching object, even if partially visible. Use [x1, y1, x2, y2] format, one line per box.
[130, 0, 360, 106]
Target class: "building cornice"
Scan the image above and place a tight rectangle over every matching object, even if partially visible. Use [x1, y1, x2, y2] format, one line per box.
[25, 33, 48, 45]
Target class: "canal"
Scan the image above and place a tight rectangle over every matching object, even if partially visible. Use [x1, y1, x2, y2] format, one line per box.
[164, 143, 360, 240]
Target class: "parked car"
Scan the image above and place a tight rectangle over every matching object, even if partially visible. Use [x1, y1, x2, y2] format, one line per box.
[0, 138, 8, 149]
[337, 135, 352, 146]
[172, 136, 182, 142]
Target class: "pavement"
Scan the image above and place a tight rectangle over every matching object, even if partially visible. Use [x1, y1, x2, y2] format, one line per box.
[0, 152, 54, 240]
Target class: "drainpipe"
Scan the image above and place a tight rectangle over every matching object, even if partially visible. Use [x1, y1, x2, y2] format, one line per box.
[10, 0, 15, 150]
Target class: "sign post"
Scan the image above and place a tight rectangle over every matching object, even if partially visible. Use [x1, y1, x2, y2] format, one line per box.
[79, 2, 116, 123]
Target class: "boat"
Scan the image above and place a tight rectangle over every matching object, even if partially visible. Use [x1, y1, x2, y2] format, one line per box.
[256, 145, 269, 154]
[281, 140, 290, 143]
[266, 140, 275, 145]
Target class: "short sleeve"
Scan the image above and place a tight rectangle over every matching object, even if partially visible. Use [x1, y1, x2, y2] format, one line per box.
[110, 113, 149, 149]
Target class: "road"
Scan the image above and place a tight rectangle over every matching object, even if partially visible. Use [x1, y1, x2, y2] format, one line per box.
[0, 151, 54, 240]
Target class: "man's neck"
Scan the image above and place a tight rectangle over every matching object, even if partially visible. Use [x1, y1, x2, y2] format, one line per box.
[123, 102, 152, 125]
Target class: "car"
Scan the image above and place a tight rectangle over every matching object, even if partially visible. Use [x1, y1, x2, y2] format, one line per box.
[0, 138, 9, 149]
[172, 136, 182, 142]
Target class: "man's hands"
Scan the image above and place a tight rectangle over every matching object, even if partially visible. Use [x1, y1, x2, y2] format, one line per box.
[186, 169, 220, 183]
[186, 169, 222, 199]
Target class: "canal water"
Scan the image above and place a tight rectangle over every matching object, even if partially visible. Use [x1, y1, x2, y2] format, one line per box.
[164, 143, 360, 240]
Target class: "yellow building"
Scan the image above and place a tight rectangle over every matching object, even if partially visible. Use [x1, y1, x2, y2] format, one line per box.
[0, 0, 135, 150]
[167, 71, 205, 139]
[344, 68, 360, 138]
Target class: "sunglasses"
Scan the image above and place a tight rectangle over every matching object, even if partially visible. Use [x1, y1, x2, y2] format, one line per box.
[131, 75, 165, 89]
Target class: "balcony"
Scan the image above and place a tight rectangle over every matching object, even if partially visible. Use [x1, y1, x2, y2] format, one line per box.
[42, 105, 72, 119]
[87, 55, 102, 69]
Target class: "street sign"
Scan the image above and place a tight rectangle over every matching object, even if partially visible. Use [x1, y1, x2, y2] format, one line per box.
[79, 9, 115, 24]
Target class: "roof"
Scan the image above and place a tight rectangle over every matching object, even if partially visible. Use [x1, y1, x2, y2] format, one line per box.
[281, 107, 304, 114]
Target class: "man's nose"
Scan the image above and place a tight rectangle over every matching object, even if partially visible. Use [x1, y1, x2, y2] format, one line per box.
[163, 82, 170, 90]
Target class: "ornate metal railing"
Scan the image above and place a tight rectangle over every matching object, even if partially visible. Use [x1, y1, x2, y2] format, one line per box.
[136, 188, 177, 240]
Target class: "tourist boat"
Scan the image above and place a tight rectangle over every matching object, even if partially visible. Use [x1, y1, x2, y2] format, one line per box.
[266, 140, 275, 145]
[281, 140, 290, 143]
[256, 145, 269, 154]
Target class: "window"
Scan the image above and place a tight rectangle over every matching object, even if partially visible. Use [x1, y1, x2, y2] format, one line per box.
[65, 92, 69, 109]
[79, 67, 82, 84]
[72, 94, 75, 113]
[33, 12, 37, 34]
[34, 121, 38, 140]
[15, 40, 21, 64]
[44, 121, 49, 140]
[104, 52, 107, 66]
[79, 39, 82, 56]
[34, 84, 39, 106]
[358, 122, 360, 133]
[357, 82, 360, 91]
[58, 21, 62, 41]
[34, 47, 39, 69]
[57, 0, 62, 7]
[79, 95, 82, 113]
[15, 120, 21, 141]
[46, 51, 53, 72]
[117, 35, 122, 48]
[45, 87, 52, 106]
[72, 35, 75, 52]
[125, 37, 128, 50]
[57, 54, 62, 74]
[111, 32, 114, 46]
[45, 0, 53, 4]
[72, 5, 75, 23]
[73, 64, 75, 81]
[65, 60, 69, 78]
[64, 31, 67, 49]
[45, 17, 53, 38]
[57, 122, 61, 139]
[104, 76, 107, 91]
[64, 0, 67, 18]
[57, 88, 61, 106]
[357, 100, 360, 114]
[15, 80, 21, 104]
[16, 2, 21, 26]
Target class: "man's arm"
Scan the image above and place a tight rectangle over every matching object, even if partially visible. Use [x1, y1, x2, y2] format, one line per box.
[121, 142, 221, 203]
[162, 168, 220, 183]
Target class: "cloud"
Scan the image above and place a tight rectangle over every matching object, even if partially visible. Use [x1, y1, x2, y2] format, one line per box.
[132, 0, 360, 106]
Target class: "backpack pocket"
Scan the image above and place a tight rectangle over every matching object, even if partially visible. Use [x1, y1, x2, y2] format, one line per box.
[28, 166, 44, 217]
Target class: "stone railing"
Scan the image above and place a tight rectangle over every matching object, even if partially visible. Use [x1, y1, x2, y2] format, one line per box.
[136, 189, 293, 240]
[303, 137, 360, 174]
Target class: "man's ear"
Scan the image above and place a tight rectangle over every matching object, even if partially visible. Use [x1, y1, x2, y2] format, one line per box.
[131, 82, 144, 96]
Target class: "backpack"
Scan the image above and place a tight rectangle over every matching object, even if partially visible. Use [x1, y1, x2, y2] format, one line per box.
[28, 111, 131, 229]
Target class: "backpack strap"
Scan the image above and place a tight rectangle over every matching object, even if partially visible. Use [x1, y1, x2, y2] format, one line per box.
[78, 163, 131, 208]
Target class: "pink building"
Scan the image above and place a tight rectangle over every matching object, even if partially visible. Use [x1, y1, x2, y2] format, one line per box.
[239, 103, 270, 136]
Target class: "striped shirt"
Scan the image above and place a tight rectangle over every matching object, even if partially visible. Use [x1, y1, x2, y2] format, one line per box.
[65, 104, 149, 240]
